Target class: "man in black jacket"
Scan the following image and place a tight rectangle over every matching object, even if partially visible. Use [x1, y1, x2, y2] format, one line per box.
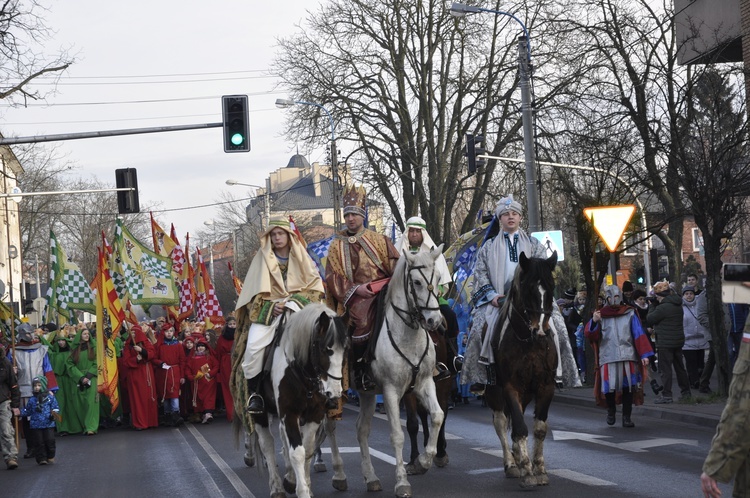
[0, 341, 21, 469]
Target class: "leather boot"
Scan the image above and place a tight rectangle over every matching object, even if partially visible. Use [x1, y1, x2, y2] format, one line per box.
[246, 377, 265, 414]
[622, 389, 635, 428]
[605, 392, 616, 426]
[172, 411, 184, 427]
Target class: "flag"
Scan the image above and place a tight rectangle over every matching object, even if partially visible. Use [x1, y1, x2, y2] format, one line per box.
[228, 261, 242, 296]
[94, 248, 124, 414]
[46, 231, 96, 320]
[150, 215, 185, 277]
[195, 248, 224, 326]
[443, 220, 494, 316]
[176, 233, 197, 322]
[288, 215, 307, 248]
[114, 219, 178, 306]
[307, 236, 334, 280]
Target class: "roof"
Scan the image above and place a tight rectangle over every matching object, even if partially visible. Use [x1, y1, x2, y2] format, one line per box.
[286, 154, 311, 169]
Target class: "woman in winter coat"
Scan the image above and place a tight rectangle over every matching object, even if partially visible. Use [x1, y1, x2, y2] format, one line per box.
[681, 286, 710, 389]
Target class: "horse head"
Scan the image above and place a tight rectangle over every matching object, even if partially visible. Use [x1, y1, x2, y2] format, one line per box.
[310, 308, 349, 401]
[513, 251, 557, 337]
[396, 244, 444, 331]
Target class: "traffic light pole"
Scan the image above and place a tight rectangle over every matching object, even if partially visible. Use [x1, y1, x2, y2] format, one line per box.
[0, 122, 222, 146]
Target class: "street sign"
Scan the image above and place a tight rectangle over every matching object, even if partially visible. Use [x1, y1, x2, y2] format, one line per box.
[531, 230, 565, 261]
[583, 205, 636, 252]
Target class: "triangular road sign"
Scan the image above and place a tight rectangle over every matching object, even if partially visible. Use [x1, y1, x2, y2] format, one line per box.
[583, 205, 636, 252]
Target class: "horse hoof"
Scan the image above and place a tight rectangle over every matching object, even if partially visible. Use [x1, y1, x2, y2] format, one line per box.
[406, 460, 429, 476]
[314, 461, 327, 473]
[520, 475, 538, 488]
[366, 480, 382, 492]
[395, 484, 412, 498]
[243, 455, 255, 468]
[332, 478, 348, 491]
[536, 473, 550, 486]
[505, 466, 521, 478]
[434, 454, 449, 468]
[283, 478, 296, 494]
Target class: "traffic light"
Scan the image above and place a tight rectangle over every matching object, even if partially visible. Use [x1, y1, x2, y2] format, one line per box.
[635, 267, 645, 285]
[222, 95, 250, 152]
[464, 133, 487, 175]
[115, 168, 140, 214]
[23, 299, 33, 315]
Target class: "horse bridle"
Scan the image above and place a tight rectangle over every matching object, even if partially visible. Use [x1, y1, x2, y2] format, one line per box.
[391, 262, 441, 329]
[509, 301, 554, 343]
[290, 329, 344, 399]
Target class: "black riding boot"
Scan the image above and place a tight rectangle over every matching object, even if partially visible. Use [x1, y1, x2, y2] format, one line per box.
[246, 376, 264, 414]
[353, 343, 376, 391]
[605, 392, 616, 426]
[621, 389, 635, 428]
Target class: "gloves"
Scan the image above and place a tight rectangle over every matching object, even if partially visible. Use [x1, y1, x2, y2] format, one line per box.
[49, 414, 55, 421]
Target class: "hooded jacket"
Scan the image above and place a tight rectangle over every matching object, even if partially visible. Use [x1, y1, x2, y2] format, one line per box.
[647, 294, 685, 349]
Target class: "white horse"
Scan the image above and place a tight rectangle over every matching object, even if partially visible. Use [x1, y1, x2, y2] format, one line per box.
[325, 246, 446, 498]
[251, 303, 349, 498]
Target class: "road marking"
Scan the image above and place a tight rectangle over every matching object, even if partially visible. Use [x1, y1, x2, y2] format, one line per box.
[549, 469, 616, 486]
[342, 404, 461, 439]
[321, 446, 397, 465]
[184, 424, 255, 497]
[552, 430, 698, 453]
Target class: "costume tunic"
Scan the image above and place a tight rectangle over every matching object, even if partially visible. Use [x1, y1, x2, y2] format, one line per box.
[214, 332, 234, 421]
[325, 227, 399, 342]
[153, 337, 186, 401]
[187, 349, 218, 412]
[47, 335, 76, 434]
[122, 328, 159, 429]
[65, 332, 99, 434]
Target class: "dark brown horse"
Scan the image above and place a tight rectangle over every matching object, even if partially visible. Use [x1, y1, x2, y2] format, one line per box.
[484, 251, 558, 488]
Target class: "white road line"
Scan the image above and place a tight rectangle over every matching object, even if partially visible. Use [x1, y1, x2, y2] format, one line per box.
[321, 446, 397, 465]
[183, 424, 255, 498]
[342, 404, 462, 439]
[548, 469, 616, 486]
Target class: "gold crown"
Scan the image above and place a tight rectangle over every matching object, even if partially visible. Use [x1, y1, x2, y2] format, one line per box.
[342, 184, 366, 217]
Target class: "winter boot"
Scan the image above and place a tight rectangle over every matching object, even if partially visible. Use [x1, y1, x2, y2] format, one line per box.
[605, 392, 616, 426]
[171, 411, 184, 427]
[621, 389, 635, 428]
[246, 377, 265, 415]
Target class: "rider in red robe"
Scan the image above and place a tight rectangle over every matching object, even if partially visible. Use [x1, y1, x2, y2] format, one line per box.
[122, 325, 159, 430]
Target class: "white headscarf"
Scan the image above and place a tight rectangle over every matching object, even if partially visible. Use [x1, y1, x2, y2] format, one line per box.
[395, 216, 451, 288]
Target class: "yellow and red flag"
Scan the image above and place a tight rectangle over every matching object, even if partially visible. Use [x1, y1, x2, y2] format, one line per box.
[195, 248, 224, 326]
[94, 247, 125, 414]
[177, 233, 197, 322]
[228, 261, 243, 296]
[289, 215, 307, 248]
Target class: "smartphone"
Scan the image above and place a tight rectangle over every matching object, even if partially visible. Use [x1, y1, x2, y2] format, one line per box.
[723, 263, 750, 282]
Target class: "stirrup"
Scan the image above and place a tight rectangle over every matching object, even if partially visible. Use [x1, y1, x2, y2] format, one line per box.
[356, 371, 377, 392]
[246, 393, 265, 414]
[433, 362, 452, 382]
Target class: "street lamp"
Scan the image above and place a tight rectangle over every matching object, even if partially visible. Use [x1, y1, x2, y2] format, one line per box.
[226, 179, 269, 229]
[449, 2, 541, 232]
[275, 98, 342, 229]
[203, 220, 216, 282]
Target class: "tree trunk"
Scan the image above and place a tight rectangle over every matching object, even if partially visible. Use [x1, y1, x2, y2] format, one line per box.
[704, 237, 730, 395]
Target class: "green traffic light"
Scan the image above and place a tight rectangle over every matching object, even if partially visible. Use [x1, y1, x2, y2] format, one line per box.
[231, 133, 244, 146]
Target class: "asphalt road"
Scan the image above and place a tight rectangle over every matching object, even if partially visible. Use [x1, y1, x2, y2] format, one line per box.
[3, 398, 732, 497]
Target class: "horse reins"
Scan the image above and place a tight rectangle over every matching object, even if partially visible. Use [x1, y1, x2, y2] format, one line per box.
[290, 323, 344, 399]
[384, 316, 430, 393]
[390, 262, 441, 329]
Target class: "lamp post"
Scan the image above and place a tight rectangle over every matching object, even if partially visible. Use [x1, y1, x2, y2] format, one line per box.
[450, 2, 541, 232]
[226, 179, 268, 230]
[203, 220, 216, 282]
[275, 98, 341, 230]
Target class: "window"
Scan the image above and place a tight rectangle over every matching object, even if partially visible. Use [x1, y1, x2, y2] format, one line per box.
[692, 227, 703, 252]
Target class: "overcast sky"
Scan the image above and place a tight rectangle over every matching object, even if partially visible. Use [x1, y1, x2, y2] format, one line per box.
[0, 1, 328, 243]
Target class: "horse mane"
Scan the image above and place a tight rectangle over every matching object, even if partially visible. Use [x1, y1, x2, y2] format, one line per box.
[283, 303, 344, 365]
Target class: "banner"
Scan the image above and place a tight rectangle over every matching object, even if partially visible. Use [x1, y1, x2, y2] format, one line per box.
[46, 231, 96, 320]
[114, 219, 178, 306]
[195, 248, 224, 326]
[94, 248, 124, 414]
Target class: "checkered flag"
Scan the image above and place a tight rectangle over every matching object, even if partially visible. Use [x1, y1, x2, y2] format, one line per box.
[307, 236, 333, 280]
[47, 231, 96, 318]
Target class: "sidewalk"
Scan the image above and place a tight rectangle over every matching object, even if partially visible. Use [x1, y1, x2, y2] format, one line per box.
[554, 385, 726, 429]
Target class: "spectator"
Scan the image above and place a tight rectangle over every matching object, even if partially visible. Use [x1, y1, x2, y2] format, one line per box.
[0, 341, 20, 470]
[726, 303, 749, 369]
[622, 280, 634, 306]
[647, 281, 692, 404]
[19, 376, 59, 465]
[681, 286, 710, 390]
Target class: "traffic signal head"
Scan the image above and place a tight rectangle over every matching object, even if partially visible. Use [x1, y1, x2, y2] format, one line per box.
[464, 133, 487, 175]
[115, 168, 140, 214]
[222, 95, 250, 153]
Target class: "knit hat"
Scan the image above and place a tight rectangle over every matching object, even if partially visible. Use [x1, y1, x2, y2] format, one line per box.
[495, 195, 523, 218]
[622, 281, 634, 293]
[32, 376, 48, 392]
[631, 289, 647, 301]
[682, 285, 696, 295]
[653, 281, 671, 297]
[42, 323, 58, 333]
[563, 287, 577, 300]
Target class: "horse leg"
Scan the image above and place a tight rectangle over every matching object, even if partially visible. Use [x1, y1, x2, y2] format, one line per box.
[531, 388, 554, 486]
[505, 390, 535, 488]
[434, 379, 451, 468]
[322, 417, 348, 491]
[313, 446, 326, 473]
[403, 393, 421, 468]
[244, 430, 256, 467]
[283, 417, 313, 498]
[412, 379, 445, 476]
[255, 423, 286, 498]
[491, 409, 518, 478]
[279, 420, 297, 495]
[383, 387, 413, 498]
[355, 392, 382, 492]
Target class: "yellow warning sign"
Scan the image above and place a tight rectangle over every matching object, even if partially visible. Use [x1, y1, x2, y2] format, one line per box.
[583, 205, 636, 253]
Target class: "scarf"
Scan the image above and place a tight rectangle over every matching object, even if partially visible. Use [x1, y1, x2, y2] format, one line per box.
[222, 326, 236, 341]
[599, 304, 632, 318]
